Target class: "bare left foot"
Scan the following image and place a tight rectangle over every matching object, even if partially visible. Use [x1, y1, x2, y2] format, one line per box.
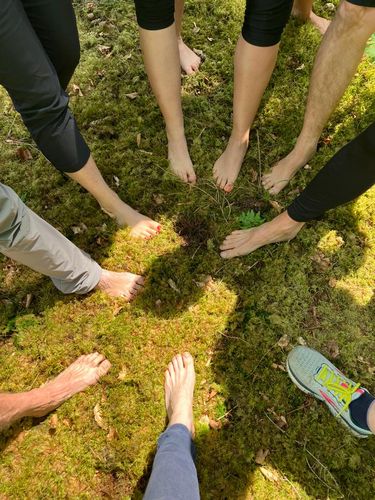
[168, 133, 197, 185]
[220, 211, 304, 259]
[213, 135, 249, 192]
[310, 11, 331, 35]
[178, 38, 201, 75]
[26, 353, 111, 418]
[165, 353, 195, 434]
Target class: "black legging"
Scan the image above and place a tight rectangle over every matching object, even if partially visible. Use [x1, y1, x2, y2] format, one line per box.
[135, 0, 293, 47]
[288, 122, 375, 222]
[0, 0, 90, 173]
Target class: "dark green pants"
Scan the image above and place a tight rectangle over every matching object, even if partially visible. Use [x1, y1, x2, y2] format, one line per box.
[0, 0, 90, 172]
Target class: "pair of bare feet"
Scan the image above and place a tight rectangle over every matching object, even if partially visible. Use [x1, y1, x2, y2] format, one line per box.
[3, 351, 195, 441]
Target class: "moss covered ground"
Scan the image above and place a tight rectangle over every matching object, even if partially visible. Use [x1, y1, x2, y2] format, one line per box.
[0, 1, 374, 498]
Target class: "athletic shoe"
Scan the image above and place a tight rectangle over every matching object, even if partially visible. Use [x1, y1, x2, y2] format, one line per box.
[287, 346, 372, 438]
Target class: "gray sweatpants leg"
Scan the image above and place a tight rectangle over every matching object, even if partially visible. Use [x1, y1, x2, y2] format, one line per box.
[0, 183, 101, 294]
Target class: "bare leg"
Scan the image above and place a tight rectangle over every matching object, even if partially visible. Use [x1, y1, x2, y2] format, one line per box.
[175, 0, 201, 75]
[213, 37, 279, 192]
[139, 25, 196, 184]
[68, 156, 161, 239]
[292, 0, 331, 35]
[220, 211, 304, 259]
[0, 353, 111, 430]
[164, 352, 195, 433]
[263, 1, 375, 195]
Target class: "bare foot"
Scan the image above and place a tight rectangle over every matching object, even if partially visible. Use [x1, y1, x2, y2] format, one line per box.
[101, 199, 161, 240]
[97, 270, 144, 300]
[26, 353, 111, 418]
[165, 352, 195, 434]
[178, 38, 201, 75]
[310, 12, 331, 35]
[168, 134, 197, 185]
[213, 135, 249, 192]
[220, 211, 304, 259]
[292, 5, 331, 36]
[262, 143, 316, 195]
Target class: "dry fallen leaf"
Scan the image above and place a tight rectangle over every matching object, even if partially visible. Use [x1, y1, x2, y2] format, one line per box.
[277, 334, 289, 349]
[153, 194, 165, 205]
[16, 147, 33, 162]
[113, 175, 120, 187]
[297, 336, 307, 346]
[209, 418, 222, 430]
[136, 133, 141, 147]
[168, 279, 180, 293]
[118, 367, 128, 381]
[260, 466, 280, 483]
[249, 168, 258, 183]
[71, 84, 84, 97]
[25, 293, 33, 308]
[269, 200, 283, 213]
[50, 414, 58, 429]
[199, 415, 210, 426]
[107, 427, 119, 441]
[311, 252, 331, 271]
[93, 403, 107, 430]
[125, 92, 139, 100]
[275, 415, 288, 429]
[192, 22, 200, 34]
[97, 45, 112, 56]
[326, 340, 340, 359]
[255, 448, 270, 465]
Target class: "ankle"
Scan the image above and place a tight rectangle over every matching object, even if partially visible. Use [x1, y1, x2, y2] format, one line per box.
[229, 130, 250, 145]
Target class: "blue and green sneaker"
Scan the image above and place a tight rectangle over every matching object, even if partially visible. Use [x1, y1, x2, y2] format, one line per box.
[287, 346, 372, 438]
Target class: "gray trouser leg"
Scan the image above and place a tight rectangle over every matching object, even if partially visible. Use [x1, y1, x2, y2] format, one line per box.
[0, 183, 101, 294]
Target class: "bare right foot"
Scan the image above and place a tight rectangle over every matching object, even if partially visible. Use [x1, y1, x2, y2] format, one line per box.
[178, 37, 201, 75]
[168, 133, 197, 185]
[101, 199, 161, 240]
[262, 143, 317, 195]
[97, 270, 144, 300]
[25, 353, 111, 418]
[165, 353, 195, 434]
[213, 135, 249, 192]
[220, 211, 304, 259]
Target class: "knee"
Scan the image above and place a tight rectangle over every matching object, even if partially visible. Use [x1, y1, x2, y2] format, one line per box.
[134, 0, 175, 30]
[242, 0, 293, 47]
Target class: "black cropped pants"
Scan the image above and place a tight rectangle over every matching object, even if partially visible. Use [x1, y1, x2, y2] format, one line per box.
[288, 122, 375, 222]
[135, 0, 293, 47]
[0, 0, 90, 173]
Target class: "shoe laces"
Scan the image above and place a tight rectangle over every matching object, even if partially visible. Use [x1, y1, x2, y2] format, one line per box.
[315, 364, 360, 412]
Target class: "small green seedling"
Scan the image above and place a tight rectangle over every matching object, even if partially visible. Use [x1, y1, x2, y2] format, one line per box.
[238, 210, 265, 229]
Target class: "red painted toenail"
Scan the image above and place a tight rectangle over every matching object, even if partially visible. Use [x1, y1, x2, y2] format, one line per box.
[157, 225, 161, 232]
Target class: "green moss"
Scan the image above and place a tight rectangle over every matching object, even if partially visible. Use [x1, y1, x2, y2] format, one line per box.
[0, 0, 374, 498]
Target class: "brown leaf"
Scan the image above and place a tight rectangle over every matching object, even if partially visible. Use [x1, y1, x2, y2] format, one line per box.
[153, 194, 165, 205]
[118, 367, 128, 381]
[113, 175, 120, 187]
[125, 92, 139, 100]
[311, 251, 331, 271]
[271, 363, 286, 372]
[71, 84, 83, 97]
[97, 45, 112, 56]
[168, 279, 180, 293]
[249, 168, 258, 183]
[326, 340, 340, 359]
[275, 415, 288, 429]
[25, 293, 33, 309]
[93, 403, 107, 430]
[260, 466, 280, 483]
[207, 388, 218, 401]
[269, 200, 283, 213]
[192, 22, 200, 34]
[297, 336, 306, 346]
[255, 448, 270, 465]
[107, 427, 119, 441]
[136, 133, 142, 147]
[16, 147, 33, 162]
[277, 334, 289, 349]
[50, 414, 58, 429]
[209, 418, 222, 430]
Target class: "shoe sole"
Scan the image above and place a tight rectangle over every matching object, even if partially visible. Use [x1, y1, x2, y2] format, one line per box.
[286, 358, 368, 439]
